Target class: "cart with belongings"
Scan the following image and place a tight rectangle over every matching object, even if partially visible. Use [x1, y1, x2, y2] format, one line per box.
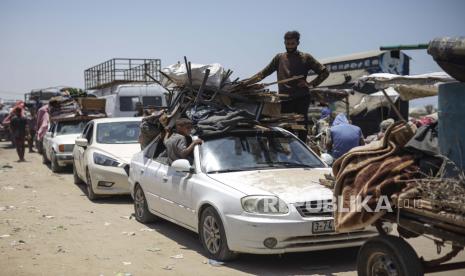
[328, 69, 465, 275]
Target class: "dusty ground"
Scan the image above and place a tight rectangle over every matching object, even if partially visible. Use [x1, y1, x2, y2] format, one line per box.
[0, 141, 464, 276]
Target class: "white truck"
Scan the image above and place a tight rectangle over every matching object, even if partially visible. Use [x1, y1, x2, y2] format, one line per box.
[90, 83, 167, 117]
[84, 58, 167, 117]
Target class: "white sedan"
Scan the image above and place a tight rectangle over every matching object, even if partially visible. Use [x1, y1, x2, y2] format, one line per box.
[73, 117, 142, 200]
[129, 127, 379, 260]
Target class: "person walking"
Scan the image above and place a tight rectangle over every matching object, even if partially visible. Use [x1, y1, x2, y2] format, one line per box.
[10, 107, 28, 162]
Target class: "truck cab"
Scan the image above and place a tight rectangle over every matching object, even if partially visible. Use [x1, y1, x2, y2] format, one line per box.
[90, 83, 167, 117]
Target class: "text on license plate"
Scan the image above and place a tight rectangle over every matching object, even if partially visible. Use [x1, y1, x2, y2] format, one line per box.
[312, 220, 334, 234]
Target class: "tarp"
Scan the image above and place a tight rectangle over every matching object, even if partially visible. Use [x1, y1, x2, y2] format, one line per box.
[161, 63, 228, 88]
[354, 72, 456, 101]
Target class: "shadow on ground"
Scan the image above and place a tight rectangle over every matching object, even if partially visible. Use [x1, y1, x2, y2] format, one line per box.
[136, 216, 358, 275]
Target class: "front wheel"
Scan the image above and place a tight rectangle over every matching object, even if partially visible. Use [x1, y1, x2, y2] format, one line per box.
[51, 152, 62, 173]
[199, 207, 238, 261]
[357, 235, 423, 276]
[85, 168, 98, 201]
[42, 151, 50, 164]
[73, 161, 83, 184]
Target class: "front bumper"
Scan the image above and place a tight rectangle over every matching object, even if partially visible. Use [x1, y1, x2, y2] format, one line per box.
[224, 213, 378, 254]
[90, 164, 131, 195]
[56, 153, 74, 166]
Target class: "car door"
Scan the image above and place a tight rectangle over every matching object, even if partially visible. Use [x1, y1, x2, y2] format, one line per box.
[139, 138, 165, 215]
[43, 123, 55, 159]
[163, 163, 196, 229]
[74, 123, 90, 178]
[77, 122, 94, 177]
[158, 145, 198, 229]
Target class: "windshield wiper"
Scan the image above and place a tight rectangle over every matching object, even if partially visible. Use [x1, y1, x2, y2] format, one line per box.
[207, 168, 245, 174]
[268, 162, 316, 168]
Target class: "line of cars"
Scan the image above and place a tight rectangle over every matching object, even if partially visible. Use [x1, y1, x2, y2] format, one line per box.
[39, 116, 381, 261]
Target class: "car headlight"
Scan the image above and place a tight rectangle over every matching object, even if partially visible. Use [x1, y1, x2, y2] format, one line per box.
[241, 196, 289, 214]
[93, 152, 121, 167]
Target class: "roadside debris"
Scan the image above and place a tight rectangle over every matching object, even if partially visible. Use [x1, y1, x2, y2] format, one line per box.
[139, 228, 154, 232]
[146, 248, 161, 252]
[122, 261, 132, 266]
[0, 205, 16, 211]
[170, 254, 184, 259]
[162, 265, 174, 270]
[42, 215, 55, 219]
[206, 259, 224, 267]
[121, 232, 136, 236]
[0, 234, 11, 238]
[120, 215, 133, 220]
[104, 222, 111, 226]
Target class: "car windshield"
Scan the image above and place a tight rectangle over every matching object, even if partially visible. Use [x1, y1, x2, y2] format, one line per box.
[56, 121, 87, 136]
[200, 131, 325, 173]
[96, 121, 140, 144]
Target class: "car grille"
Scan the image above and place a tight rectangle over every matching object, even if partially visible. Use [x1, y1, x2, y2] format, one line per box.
[64, 144, 74, 152]
[294, 200, 333, 217]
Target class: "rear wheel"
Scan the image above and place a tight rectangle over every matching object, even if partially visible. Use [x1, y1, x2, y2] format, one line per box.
[357, 235, 423, 276]
[85, 168, 98, 201]
[199, 207, 238, 261]
[134, 184, 157, 223]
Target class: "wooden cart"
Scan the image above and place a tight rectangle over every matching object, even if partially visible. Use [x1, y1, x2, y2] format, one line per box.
[357, 204, 465, 275]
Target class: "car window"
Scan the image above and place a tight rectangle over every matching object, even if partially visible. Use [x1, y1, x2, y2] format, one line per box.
[200, 131, 325, 173]
[85, 124, 94, 144]
[56, 121, 87, 136]
[120, 96, 140, 111]
[142, 96, 163, 107]
[81, 124, 90, 138]
[96, 121, 140, 144]
[143, 138, 158, 159]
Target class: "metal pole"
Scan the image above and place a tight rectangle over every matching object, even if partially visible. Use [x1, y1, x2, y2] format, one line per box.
[381, 89, 406, 122]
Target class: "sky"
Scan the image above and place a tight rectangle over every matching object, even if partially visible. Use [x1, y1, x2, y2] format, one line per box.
[0, 0, 464, 107]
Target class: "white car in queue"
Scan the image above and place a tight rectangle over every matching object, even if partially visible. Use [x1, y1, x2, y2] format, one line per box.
[73, 117, 142, 200]
[129, 127, 379, 261]
[43, 119, 88, 172]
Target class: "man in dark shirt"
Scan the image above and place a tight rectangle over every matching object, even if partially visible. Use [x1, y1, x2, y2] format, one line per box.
[242, 31, 329, 141]
[10, 107, 28, 162]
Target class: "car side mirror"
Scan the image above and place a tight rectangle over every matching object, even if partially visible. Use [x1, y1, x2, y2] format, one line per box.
[75, 138, 88, 148]
[171, 159, 194, 173]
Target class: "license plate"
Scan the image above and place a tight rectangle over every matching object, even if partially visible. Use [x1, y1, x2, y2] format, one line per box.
[312, 220, 334, 234]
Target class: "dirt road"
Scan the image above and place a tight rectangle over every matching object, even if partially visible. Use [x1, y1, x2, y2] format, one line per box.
[1, 141, 464, 276]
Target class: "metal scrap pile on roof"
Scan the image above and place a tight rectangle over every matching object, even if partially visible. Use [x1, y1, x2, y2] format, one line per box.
[154, 57, 306, 134]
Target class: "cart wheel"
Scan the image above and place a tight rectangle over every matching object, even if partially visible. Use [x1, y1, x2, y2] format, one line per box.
[357, 235, 423, 276]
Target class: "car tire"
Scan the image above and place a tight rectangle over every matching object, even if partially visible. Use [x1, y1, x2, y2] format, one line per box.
[73, 161, 84, 184]
[133, 184, 157, 223]
[42, 151, 50, 164]
[199, 206, 238, 261]
[357, 235, 423, 276]
[85, 168, 98, 201]
[51, 151, 62, 173]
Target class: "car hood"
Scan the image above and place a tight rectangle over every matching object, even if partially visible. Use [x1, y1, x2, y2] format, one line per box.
[94, 143, 141, 164]
[53, 134, 81, 144]
[207, 168, 333, 203]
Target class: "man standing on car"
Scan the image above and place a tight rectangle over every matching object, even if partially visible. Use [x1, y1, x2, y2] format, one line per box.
[164, 118, 203, 165]
[10, 107, 28, 162]
[241, 31, 329, 142]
